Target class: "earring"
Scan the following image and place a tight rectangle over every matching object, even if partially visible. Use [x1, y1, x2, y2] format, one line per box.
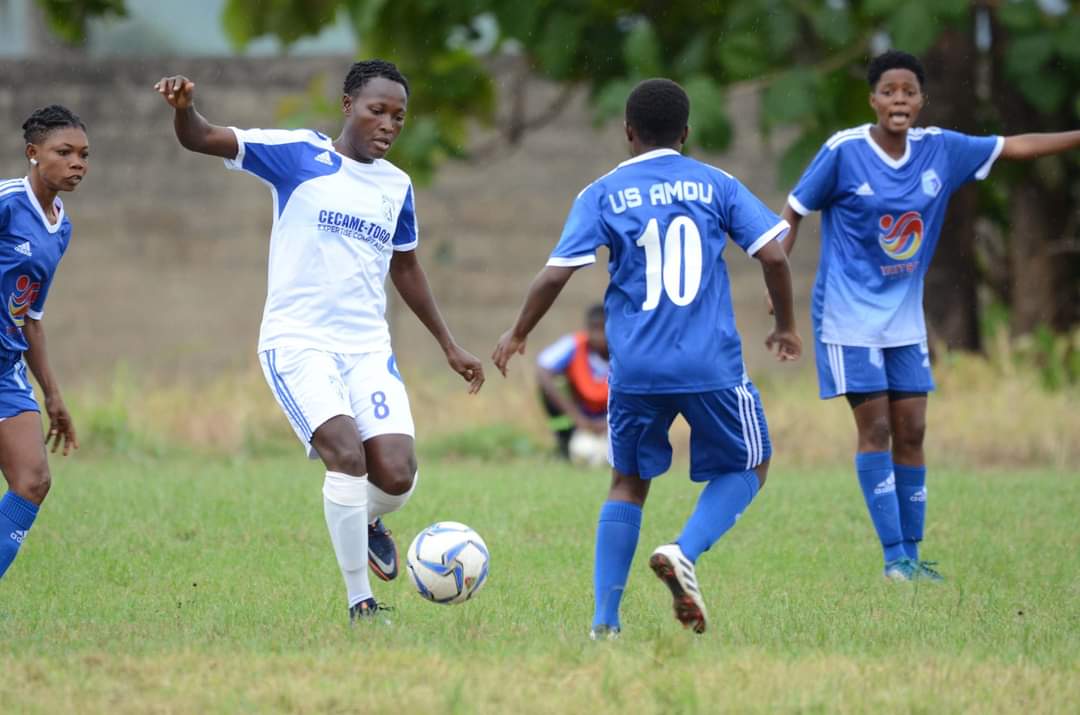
[29, 158, 38, 166]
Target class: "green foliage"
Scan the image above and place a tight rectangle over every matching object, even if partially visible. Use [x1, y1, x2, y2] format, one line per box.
[419, 423, 542, 460]
[34, 0, 126, 45]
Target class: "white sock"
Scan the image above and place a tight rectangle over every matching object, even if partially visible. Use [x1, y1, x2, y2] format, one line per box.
[322, 471, 372, 607]
[369, 471, 418, 521]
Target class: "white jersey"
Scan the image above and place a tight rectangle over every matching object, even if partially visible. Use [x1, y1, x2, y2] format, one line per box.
[225, 128, 419, 353]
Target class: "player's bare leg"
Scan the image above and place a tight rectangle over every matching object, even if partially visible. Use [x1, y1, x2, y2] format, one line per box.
[0, 412, 51, 578]
[362, 433, 418, 581]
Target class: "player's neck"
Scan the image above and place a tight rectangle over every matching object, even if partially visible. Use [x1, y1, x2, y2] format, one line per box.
[27, 171, 59, 221]
[630, 141, 682, 158]
[332, 136, 374, 164]
[868, 124, 908, 160]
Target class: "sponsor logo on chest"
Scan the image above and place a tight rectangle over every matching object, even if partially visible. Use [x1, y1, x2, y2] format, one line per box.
[317, 209, 392, 247]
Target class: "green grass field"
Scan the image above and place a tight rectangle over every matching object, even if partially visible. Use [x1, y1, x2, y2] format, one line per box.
[2, 454, 1078, 714]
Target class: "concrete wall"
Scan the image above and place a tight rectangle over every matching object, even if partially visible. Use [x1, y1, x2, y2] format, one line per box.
[0, 56, 814, 387]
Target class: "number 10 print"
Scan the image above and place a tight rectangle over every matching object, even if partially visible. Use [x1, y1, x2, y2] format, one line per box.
[635, 216, 702, 310]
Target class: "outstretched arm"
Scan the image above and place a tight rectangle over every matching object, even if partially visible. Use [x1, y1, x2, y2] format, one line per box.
[389, 249, 484, 393]
[492, 265, 577, 376]
[22, 318, 78, 455]
[1000, 130, 1080, 161]
[755, 240, 801, 362]
[154, 75, 238, 159]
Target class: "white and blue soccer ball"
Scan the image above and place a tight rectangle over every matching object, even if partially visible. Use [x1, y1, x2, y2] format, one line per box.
[406, 521, 490, 604]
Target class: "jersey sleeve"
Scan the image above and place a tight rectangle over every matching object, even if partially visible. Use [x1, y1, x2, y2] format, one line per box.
[224, 128, 322, 186]
[718, 177, 790, 256]
[547, 185, 606, 267]
[536, 334, 577, 372]
[788, 141, 841, 216]
[392, 184, 419, 252]
[941, 130, 1004, 187]
[27, 228, 71, 320]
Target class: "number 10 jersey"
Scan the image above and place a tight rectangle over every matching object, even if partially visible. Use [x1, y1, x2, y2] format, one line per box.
[548, 149, 788, 393]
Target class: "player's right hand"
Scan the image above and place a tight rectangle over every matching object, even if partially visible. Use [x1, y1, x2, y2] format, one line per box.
[492, 330, 527, 377]
[154, 75, 195, 109]
[765, 328, 801, 362]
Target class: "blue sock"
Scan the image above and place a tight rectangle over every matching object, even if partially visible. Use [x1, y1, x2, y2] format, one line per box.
[855, 452, 905, 564]
[676, 470, 760, 563]
[592, 501, 642, 630]
[0, 491, 39, 579]
[894, 464, 927, 561]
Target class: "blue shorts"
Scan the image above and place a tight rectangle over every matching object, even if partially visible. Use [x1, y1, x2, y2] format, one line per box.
[608, 383, 771, 481]
[0, 360, 38, 420]
[815, 336, 934, 399]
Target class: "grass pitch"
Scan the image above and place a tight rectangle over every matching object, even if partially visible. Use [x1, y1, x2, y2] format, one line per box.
[2, 454, 1077, 713]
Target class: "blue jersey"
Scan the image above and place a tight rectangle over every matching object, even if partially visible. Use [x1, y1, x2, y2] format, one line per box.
[0, 178, 72, 368]
[789, 124, 1002, 347]
[549, 149, 788, 393]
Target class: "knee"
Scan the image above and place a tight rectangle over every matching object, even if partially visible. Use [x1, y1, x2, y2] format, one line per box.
[370, 453, 417, 496]
[754, 459, 770, 490]
[892, 418, 926, 457]
[860, 417, 892, 452]
[607, 471, 649, 506]
[321, 442, 367, 477]
[11, 463, 51, 505]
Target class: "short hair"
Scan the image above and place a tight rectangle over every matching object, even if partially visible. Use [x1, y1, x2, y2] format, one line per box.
[867, 50, 926, 89]
[22, 104, 86, 144]
[625, 79, 689, 147]
[343, 59, 410, 98]
[585, 304, 604, 324]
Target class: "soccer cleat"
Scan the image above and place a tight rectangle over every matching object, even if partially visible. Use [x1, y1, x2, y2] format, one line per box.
[349, 597, 392, 624]
[649, 544, 708, 634]
[368, 518, 399, 581]
[915, 560, 945, 582]
[883, 558, 919, 581]
[589, 625, 621, 641]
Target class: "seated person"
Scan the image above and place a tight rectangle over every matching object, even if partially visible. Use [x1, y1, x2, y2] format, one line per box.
[535, 304, 609, 459]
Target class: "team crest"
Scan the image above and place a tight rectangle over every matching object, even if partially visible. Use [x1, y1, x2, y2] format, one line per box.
[382, 195, 395, 223]
[921, 169, 942, 198]
[878, 211, 924, 261]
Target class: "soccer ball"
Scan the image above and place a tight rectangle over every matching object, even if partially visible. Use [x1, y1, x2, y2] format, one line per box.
[569, 429, 609, 467]
[406, 521, 490, 604]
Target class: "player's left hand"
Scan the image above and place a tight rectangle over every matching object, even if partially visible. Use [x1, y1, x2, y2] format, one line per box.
[765, 329, 802, 362]
[492, 330, 527, 377]
[446, 343, 485, 394]
[44, 393, 79, 456]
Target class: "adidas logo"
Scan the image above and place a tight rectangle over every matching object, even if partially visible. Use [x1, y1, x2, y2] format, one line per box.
[14, 241, 31, 257]
[874, 473, 896, 495]
[856, 182, 875, 196]
[10, 529, 26, 544]
[910, 488, 927, 502]
[314, 150, 333, 166]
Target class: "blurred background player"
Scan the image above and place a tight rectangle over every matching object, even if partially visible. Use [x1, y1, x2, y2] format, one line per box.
[494, 78, 801, 638]
[779, 50, 1080, 582]
[154, 60, 485, 621]
[534, 303, 608, 463]
[0, 105, 84, 579]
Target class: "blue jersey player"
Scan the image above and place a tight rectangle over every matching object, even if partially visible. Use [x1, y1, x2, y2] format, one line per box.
[493, 79, 801, 637]
[780, 50, 1080, 582]
[0, 106, 86, 580]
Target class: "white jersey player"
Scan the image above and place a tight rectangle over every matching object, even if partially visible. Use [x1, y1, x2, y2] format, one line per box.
[155, 60, 485, 622]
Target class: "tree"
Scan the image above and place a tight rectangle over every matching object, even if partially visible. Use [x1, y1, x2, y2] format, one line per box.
[222, 0, 1079, 346]
[34, 0, 127, 46]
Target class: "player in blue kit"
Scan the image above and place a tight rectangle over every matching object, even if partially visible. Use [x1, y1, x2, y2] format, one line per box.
[0, 106, 85, 579]
[493, 79, 801, 637]
[780, 50, 1080, 581]
[155, 60, 485, 621]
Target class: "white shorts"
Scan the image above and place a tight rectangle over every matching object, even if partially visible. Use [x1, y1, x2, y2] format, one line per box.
[259, 347, 415, 459]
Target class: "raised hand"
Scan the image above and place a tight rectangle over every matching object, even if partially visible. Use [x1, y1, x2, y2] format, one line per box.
[154, 75, 196, 110]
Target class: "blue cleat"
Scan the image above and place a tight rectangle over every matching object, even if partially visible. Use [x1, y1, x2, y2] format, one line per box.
[368, 518, 399, 581]
[884, 558, 919, 581]
[915, 560, 945, 582]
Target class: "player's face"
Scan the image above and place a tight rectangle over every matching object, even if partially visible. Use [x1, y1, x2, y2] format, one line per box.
[27, 127, 89, 192]
[870, 69, 924, 134]
[342, 77, 408, 162]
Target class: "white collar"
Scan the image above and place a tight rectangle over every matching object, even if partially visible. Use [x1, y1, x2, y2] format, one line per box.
[862, 125, 911, 170]
[22, 177, 64, 234]
[617, 148, 681, 168]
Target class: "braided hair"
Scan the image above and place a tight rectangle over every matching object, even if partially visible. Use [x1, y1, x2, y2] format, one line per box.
[22, 104, 86, 144]
[343, 59, 410, 98]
